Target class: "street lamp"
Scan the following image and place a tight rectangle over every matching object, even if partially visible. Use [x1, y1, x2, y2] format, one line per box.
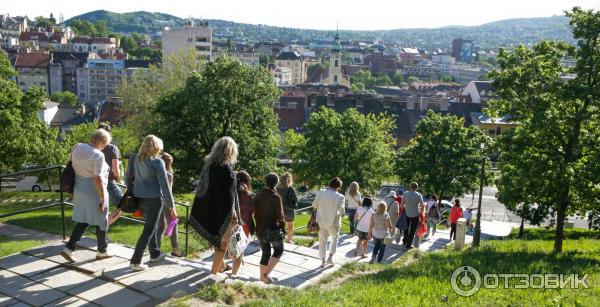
[473, 142, 485, 247]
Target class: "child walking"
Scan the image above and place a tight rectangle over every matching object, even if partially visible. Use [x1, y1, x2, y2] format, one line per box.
[156, 152, 181, 257]
[369, 201, 393, 264]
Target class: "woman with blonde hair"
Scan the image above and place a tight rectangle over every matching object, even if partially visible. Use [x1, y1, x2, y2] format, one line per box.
[277, 172, 297, 243]
[368, 201, 393, 264]
[190, 136, 242, 276]
[61, 129, 113, 263]
[128, 135, 176, 271]
[345, 182, 362, 236]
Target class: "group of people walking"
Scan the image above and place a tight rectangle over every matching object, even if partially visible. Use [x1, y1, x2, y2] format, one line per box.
[59, 131, 468, 284]
[60, 125, 180, 271]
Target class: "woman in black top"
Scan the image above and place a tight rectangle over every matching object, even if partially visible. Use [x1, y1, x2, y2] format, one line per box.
[254, 173, 285, 284]
[190, 137, 241, 276]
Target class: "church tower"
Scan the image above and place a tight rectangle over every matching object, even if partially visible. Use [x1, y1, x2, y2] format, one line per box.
[325, 28, 349, 86]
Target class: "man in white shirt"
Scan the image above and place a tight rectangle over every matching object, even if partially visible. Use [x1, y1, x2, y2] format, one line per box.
[312, 177, 345, 267]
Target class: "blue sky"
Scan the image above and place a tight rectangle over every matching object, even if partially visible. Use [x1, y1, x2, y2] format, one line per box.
[4, 0, 599, 30]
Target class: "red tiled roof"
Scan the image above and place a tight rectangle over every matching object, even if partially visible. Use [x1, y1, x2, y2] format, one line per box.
[49, 33, 65, 43]
[96, 52, 127, 60]
[19, 32, 49, 42]
[90, 37, 114, 44]
[15, 53, 52, 68]
[71, 37, 90, 44]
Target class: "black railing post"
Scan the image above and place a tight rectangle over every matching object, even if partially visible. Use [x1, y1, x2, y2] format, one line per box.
[58, 166, 66, 240]
[185, 205, 189, 257]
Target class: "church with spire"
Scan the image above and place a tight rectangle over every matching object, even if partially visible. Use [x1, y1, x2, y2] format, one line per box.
[323, 28, 350, 86]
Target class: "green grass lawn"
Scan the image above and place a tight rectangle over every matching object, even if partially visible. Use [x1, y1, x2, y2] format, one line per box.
[175, 228, 600, 306]
[0, 234, 45, 258]
[0, 192, 210, 257]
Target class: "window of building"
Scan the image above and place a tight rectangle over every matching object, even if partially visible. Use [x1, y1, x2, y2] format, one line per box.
[335, 60, 338, 67]
[195, 36, 208, 42]
[334, 75, 338, 82]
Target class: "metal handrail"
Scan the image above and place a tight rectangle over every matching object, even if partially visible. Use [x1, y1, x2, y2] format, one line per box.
[0, 166, 192, 256]
[0, 165, 68, 239]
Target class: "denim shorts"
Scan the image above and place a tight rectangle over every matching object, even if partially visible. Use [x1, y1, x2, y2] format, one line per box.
[357, 231, 368, 240]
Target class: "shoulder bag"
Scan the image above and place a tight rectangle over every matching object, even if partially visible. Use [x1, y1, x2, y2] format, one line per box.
[354, 208, 369, 234]
[118, 156, 139, 213]
[307, 210, 319, 233]
[60, 143, 80, 194]
[228, 224, 250, 258]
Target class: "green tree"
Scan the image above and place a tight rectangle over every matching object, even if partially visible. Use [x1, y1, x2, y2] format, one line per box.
[391, 72, 404, 85]
[69, 18, 96, 36]
[93, 20, 109, 37]
[487, 8, 600, 253]
[406, 76, 419, 85]
[259, 55, 272, 67]
[154, 56, 281, 190]
[375, 75, 393, 86]
[351, 82, 365, 93]
[0, 52, 50, 171]
[396, 110, 492, 200]
[49, 91, 78, 106]
[120, 36, 137, 52]
[118, 49, 203, 139]
[34, 16, 54, 28]
[307, 62, 325, 78]
[285, 107, 395, 193]
[351, 70, 375, 89]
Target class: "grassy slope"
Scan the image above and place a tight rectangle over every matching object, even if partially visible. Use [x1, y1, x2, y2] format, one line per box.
[0, 192, 210, 257]
[0, 234, 45, 258]
[179, 228, 599, 306]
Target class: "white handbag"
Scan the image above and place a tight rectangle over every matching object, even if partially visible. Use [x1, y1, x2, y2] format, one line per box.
[227, 225, 249, 258]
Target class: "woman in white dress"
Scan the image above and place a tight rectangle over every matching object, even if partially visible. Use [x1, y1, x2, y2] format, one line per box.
[61, 129, 112, 262]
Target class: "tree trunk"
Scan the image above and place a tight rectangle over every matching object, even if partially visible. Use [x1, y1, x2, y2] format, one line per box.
[553, 200, 568, 253]
[519, 216, 525, 238]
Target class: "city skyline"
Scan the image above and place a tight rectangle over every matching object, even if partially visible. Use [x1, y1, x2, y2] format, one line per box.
[3, 0, 599, 30]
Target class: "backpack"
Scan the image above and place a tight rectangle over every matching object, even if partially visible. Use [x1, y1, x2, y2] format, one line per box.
[428, 204, 440, 218]
[60, 144, 80, 194]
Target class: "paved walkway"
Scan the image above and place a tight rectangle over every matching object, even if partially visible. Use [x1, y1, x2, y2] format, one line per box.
[0, 225, 474, 307]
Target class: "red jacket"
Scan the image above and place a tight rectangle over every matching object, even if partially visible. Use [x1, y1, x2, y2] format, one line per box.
[449, 206, 463, 224]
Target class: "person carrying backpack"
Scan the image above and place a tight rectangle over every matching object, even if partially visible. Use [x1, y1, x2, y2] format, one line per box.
[426, 195, 441, 238]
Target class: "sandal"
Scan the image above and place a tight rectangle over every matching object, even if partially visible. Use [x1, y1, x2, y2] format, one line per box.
[171, 252, 183, 258]
[262, 273, 274, 284]
[219, 264, 232, 273]
[353, 250, 358, 257]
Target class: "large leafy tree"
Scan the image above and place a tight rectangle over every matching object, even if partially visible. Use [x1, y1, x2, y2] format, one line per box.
[488, 8, 600, 252]
[154, 56, 281, 191]
[396, 110, 492, 200]
[117, 49, 203, 139]
[0, 52, 55, 172]
[285, 107, 395, 193]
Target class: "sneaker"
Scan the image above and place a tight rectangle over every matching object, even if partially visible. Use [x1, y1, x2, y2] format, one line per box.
[96, 252, 112, 260]
[369, 258, 375, 264]
[60, 248, 76, 263]
[129, 263, 147, 271]
[149, 253, 167, 262]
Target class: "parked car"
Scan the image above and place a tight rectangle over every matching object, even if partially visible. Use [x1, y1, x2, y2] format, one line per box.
[297, 192, 316, 209]
[15, 176, 49, 192]
[376, 184, 407, 200]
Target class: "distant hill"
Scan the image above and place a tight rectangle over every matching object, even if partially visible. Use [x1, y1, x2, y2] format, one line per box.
[66, 10, 574, 49]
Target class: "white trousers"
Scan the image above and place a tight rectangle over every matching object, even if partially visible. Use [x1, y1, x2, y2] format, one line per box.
[318, 224, 339, 260]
